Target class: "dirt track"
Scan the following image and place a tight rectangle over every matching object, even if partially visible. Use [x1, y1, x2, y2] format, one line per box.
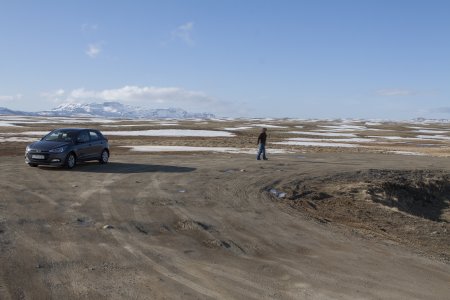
[0, 153, 449, 299]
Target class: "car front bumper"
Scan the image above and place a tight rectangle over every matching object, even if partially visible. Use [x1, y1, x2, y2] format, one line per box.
[25, 151, 67, 166]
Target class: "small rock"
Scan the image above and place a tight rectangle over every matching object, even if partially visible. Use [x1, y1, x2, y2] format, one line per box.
[36, 263, 44, 269]
[269, 188, 278, 195]
[135, 180, 141, 183]
[269, 188, 286, 198]
[430, 231, 438, 235]
[72, 185, 78, 188]
[240, 169, 246, 172]
[178, 189, 186, 193]
[277, 192, 286, 198]
[102, 224, 114, 229]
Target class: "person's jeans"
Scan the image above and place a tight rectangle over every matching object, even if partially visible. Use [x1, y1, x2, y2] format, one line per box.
[257, 143, 267, 160]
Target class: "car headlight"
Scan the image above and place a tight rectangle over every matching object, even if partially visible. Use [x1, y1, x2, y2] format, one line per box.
[49, 146, 67, 153]
[26, 145, 31, 152]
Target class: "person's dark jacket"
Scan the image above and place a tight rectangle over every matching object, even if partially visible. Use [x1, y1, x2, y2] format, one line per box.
[257, 132, 267, 145]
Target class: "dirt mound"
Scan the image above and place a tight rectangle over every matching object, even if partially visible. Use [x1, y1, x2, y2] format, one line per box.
[366, 170, 450, 222]
[277, 169, 450, 261]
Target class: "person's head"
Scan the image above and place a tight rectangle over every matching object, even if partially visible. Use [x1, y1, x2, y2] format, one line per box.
[262, 128, 267, 133]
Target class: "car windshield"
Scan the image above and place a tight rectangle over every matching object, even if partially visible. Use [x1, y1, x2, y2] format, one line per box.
[43, 130, 77, 142]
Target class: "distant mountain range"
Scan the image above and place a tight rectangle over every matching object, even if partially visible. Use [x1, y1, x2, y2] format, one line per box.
[0, 102, 215, 119]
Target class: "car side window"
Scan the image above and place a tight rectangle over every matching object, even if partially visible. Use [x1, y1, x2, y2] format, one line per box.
[77, 131, 90, 143]
[89, 131, 100, 141]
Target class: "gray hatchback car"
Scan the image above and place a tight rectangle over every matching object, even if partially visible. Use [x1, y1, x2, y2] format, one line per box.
[25, 128, 110, 169]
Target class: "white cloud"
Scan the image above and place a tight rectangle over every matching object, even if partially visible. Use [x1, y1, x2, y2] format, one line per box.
[86, 43, 102, 58]
[41, 86, 220, 111]
[171, 22, 195, 46]
[40, 85, 246, 116]
[0, 93, 22, 103]
[65, 86, 213, 105]
[376, 88, 416, 96]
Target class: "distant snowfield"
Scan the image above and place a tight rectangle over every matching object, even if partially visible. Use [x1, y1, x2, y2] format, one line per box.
[158, 122, 179, 126]
[223, 127, 253, 131]
[0, 122, 19, 127]
[369, 136, 410, 140]
[415, 129, 449, 134]
[289, 131, 357, 137]
[319, 125, 368, 131]
[274, 141, 359, 148]
[249, 124, 287, 128]
[286, 137, 375, 143]
[12, 131, 49, 136]
[0, 137, 38, 143]
[102, 124, 150, 127]
[388, 150, 426, 156]
[103, 122, 179, 127]
[122, 145, 291, 154]
[103, 129, 235, 137]
[416, 134, 450, 140]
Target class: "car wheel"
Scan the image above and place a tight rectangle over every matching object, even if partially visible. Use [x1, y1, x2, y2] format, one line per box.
[66, 153, 76, 169]
[28, 163, 38, 167]
[99, 149, 109, 164]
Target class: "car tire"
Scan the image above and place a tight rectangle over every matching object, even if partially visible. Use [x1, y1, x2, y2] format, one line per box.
[66, 153, 76, 169]
[99, 149, 109, 164]
[28, 163, 38, 167]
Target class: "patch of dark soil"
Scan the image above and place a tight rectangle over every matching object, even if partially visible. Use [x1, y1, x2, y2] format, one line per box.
[366, 171, 450, 222]
[277, 169, 450, 261]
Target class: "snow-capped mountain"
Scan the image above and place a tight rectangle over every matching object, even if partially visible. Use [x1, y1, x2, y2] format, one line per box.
[0, 102, 215, 119]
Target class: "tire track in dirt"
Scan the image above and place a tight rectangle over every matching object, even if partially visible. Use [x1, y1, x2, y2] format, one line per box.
[0, 275, 12, 300]
[105, 169, 275, 299]
[95, 171, 231, 299]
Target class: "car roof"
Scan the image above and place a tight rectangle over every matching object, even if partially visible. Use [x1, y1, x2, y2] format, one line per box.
[53, 128, 99, 132]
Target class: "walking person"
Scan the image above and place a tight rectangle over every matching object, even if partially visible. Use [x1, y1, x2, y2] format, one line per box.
[256, 128, 268, 160]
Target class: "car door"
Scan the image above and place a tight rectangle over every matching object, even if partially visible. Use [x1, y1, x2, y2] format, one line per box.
[75, 130, 91, 160]
[88, 130, 104, 158]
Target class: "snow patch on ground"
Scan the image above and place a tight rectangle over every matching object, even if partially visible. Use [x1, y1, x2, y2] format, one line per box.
[286, 137, 375, 142]
[122, 145, 290, 154]
[288, 131, 357, 137]
[0, 137, 39, 143]
[0, 122, 19, 127]
[103, 129, 235, 137]
[14, 131, 49, 136]
[414, 129, 449, 134]
[416, 135, 450, 140]
[249, 124, 287, 128]
[319, 125, 368, 131]
[273, 141, 360, 148]
[388, 151, 426, 156]
[223, 127, 253, 131]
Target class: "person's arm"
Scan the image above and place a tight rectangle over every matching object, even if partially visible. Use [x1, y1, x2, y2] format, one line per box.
[257, 133, 261, 145]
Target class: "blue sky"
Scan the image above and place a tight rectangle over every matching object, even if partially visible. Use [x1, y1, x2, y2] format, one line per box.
[0, 0, 449, 119]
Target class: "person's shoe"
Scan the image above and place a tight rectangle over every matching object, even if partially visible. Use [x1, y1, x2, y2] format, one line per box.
[263, 158, 268, 160]
[256, 158, 261, 160]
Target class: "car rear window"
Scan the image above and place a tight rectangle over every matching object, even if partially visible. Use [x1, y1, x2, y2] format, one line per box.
[89, 131, 100, 141]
